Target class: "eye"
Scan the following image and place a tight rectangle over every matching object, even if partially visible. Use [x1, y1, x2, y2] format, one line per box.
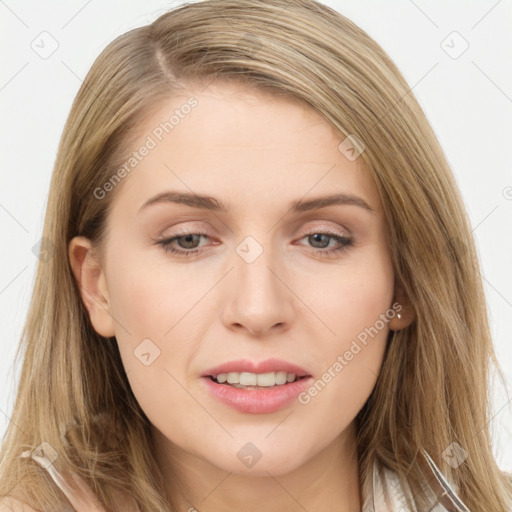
[155, 230, 354, 258]
[156, 230, 211, 258]
[296, 231, 353, 258]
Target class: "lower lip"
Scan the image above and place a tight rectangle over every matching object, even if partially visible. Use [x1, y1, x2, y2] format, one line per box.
[201, 376, 313, 414]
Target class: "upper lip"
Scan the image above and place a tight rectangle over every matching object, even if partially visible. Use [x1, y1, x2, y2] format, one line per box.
[202, 358, 311, 378]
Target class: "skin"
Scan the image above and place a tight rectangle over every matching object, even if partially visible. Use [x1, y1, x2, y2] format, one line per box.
[69, 81, 414, 512]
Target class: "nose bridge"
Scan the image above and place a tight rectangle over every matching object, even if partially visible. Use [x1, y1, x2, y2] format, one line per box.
[234, 233, 282, 301]
[222, 232, 293, 334]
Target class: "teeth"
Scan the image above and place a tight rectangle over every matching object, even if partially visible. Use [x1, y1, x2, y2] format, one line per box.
[214, 371, 298, 387]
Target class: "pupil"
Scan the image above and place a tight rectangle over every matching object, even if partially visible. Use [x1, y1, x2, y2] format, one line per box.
[310, 233, 328, 248]
[180, 234, 199, 248]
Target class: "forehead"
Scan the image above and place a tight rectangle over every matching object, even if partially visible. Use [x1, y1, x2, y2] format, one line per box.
[107, 81, 381, 217]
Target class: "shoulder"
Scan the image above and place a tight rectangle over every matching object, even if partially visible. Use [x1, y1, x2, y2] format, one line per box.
[0, 497, 40, 512]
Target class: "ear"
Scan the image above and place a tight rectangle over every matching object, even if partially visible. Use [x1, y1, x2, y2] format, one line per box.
[388, 282, 415, 332]
[68, 236, 115, 337]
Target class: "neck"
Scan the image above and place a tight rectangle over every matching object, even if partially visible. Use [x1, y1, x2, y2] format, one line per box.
[153, 422, 361, 512]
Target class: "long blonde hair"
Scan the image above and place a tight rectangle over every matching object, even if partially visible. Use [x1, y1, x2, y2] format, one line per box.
[1, 0, 510, 510]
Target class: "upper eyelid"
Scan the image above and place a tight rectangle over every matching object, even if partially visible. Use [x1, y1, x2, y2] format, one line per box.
[161, 218, 351, 236]
[164, 227, 349, 238]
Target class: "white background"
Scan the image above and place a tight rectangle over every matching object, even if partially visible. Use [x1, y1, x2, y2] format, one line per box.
[0, 0, 511, 471]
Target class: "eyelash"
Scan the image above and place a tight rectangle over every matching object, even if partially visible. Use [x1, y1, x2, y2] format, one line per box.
[156, 230, 354, 258]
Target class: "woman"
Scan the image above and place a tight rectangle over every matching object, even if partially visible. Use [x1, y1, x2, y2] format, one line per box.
[0, 0, 510, 511]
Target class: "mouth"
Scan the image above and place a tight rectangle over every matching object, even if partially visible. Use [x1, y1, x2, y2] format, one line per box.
[201, 372, 314, 414]
[206, 371, 311, 390]
[201, 358, 311, 383]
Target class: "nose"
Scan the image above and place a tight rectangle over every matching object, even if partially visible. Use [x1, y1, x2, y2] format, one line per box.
[220, 238, 295, 337]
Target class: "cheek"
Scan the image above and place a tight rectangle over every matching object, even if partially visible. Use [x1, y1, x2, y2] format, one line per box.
[292, 316, 390, 456]
[107, 249, 205, 337]
[302, 247, 394, 341]
[105, 250, 208, 385]
[296, 250, 394, 416]
[105, 256, 202, 439]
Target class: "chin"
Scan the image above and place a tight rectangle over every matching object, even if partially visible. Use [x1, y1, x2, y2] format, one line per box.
[202, 441, 311, 477]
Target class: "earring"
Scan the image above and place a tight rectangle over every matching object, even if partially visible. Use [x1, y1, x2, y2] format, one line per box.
[397, 313, 402, 319]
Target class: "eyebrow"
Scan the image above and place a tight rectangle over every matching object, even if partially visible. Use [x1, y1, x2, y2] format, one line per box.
[138, 191, 375, 215]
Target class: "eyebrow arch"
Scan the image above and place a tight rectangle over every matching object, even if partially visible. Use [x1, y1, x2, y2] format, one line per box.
[138, 191, 375, 214]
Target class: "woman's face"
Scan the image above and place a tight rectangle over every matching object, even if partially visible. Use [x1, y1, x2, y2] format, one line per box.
[70, 81, 409, 478]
